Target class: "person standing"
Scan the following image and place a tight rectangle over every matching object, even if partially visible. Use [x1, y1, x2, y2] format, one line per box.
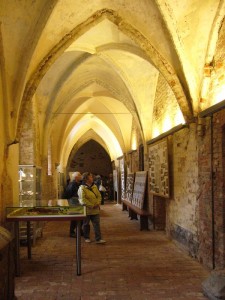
[65, 171, 82, 238]
[94, 174, 105, 205]
[78, 172, 106, 244]
[107, 173, 114, 201]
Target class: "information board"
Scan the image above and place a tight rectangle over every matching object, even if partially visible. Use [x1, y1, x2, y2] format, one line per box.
[148, 139, 169, 197]
[132, 171, 147, 209]
[125, 173, 135, 203]
[119, 158, 126, 201]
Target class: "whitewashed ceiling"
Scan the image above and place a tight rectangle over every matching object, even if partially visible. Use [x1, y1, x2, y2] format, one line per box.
[1, 0, 224, 166]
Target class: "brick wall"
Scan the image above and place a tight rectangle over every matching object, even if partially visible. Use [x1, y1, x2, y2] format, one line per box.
[153, 196, 166, 230]
[198, 112, 225, 269]
[167, 124, 199, 258]
[19, 99, 41, 166]
[153, 74, 181, 131]
[198, 110, 225, 269]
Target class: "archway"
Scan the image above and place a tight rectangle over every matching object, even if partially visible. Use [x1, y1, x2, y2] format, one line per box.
[67, 139, 113, 177]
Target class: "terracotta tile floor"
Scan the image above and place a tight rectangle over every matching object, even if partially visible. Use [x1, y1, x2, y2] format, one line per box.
[15, 203, 209, 300]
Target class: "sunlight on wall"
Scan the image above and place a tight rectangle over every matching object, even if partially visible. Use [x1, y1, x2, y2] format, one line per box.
[215, 85, 225, 104]
[162, 115, 172, 132]
[152, 127, 160, 138]
[152, 109, 185, 139]
[131, 132, 137, 150]
[201, 77, 211, 100]
[175, 109, 185, 124]
[48, 140, 52, 175]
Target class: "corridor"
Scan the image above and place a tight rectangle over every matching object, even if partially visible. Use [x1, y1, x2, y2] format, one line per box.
[15, 203, 209, 300]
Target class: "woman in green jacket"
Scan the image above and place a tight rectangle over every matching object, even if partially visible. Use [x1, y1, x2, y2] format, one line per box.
[78, 172, 106, 244]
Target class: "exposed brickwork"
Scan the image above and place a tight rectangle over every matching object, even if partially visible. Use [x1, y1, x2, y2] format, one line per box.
[153, 195, 166, 230]
[153, 74, 181, 130]
[198, 111, 225, 269]
[129, 150, 139, 173]
[167, 125, 199, 251]
[19, 99, 41, 166]
[20, 101, 33, 165]
[198, 117, 213, 268]
[212, 112, 225, 269]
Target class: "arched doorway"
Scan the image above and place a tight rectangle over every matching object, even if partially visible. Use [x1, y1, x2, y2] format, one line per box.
[67, 140, 113, 177]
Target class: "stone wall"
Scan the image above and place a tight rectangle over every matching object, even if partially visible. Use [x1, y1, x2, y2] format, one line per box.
[167, 124, 199, 258]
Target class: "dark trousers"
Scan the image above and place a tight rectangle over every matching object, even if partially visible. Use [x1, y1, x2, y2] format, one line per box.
[83, 214, 101, 241]
[70, 220, 83, 235]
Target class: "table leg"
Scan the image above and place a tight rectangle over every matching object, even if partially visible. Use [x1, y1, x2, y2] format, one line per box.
[27, 221, 32, 259]
[14, 222, 20, 276]
[76, 221, 81, 276]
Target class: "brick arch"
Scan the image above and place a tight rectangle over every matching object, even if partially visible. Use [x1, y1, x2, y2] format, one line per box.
[221, 123, 225, 267]
[17, 8, 193, 139]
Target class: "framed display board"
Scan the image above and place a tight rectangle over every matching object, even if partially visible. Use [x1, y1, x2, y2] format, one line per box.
[119, 157, 126, 201]
[132, 171, 147, 209]
[125, 173, 135, 203]
[148, 139, 170, 198]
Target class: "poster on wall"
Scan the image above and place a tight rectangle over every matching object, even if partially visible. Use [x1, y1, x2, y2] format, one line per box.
[132, 171, 147, 209]
[148, 139, 170, 198]
[119, 158, 126, 201]
[125, 173, 135, 203]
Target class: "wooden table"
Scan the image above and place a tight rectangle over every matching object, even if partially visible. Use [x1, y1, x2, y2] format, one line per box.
[6, 204, 86, 276]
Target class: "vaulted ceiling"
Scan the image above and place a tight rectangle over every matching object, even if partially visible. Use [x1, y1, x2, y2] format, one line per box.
[1, 0, 224, 168]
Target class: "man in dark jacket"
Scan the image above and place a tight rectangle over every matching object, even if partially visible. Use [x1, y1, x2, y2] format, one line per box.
[65, 171, 82, 237]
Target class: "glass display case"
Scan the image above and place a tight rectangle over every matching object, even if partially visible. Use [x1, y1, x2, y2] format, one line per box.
[6, 203, 86, 276]
[6, 204, 86, 219]
[18, 165, 42, 207]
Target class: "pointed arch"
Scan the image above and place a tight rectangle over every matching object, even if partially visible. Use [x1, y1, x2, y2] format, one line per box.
[17, 8, 194, 139]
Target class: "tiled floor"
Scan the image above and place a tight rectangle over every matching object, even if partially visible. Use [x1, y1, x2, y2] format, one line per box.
[15, 203, 209, 300]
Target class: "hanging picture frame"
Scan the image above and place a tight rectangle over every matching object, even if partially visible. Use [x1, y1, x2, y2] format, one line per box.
[148, 138, 170, 198]
[132, 171, 147, 209]
[125, 173, 135, 203]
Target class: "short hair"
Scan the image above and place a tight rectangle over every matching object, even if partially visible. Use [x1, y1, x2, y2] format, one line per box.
[82, 172, 92, 182]
[71, 171, 81, 180]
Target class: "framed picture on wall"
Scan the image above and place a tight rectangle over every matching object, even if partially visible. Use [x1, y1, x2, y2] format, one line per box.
[132, 171, 148, 209]
[125, 173, 135, 203]
[148, 138, 170, 198]
[118, 157, 126, 202]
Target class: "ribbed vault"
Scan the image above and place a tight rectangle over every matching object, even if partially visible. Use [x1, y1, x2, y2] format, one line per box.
[1, 1, 223, 171]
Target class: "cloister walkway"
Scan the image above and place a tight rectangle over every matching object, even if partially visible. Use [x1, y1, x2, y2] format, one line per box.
[15, 202, 209, 300]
